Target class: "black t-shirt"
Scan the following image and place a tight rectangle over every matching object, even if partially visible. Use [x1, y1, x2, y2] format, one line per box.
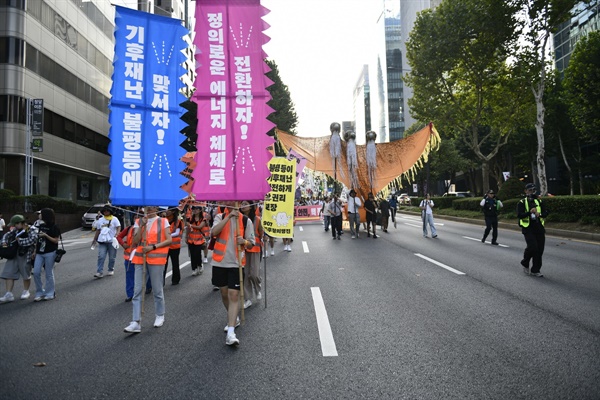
[364, 200, 376, 213]
[37, 224, 61, 254]
[379, 199, 390, 214]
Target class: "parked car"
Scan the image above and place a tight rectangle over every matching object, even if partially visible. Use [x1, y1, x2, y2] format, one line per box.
[81, 203, 107, 228]
[397, 193, 412, 205]
[442, 191, 475, 197]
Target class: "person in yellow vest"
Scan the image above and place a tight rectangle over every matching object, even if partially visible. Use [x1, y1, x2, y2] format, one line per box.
[124, 206, 172, 333]
[163, 208, 183, 285]
[517, 183, 549, 277]
[240, 201, 263, 309]
[186, 206, 208, 276]
[211, 201, 255, 346]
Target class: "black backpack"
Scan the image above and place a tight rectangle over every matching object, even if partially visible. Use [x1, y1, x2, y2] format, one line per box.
[0, 232, 19, 260]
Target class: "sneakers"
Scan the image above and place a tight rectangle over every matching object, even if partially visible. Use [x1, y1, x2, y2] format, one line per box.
[530, 272, 544, 277]
[213, 286, 220, 291]
[264, 252, 268, 258]
[192, 269, 199, 276]
[394, 221, 397, 228]
[20, 290, 30, 300]
[94, 272, 104, 279]
[520, 260, 529, 275]
[34, 296, 44, 302]
[0, 292, 15, 303]
[225, 333, 240, 346]
[107, 270, 114, 276]
[337, 235, 341, 240]
[286, 245, 292, 252]
[224, 316, 241, 332]
[124, 321, 141, 333]
[198, 266, 204, 274]
[44, 295, 55, 301]
[203, 257, 208, 264]
[432, 235, 438, 238]
[270, 249, 275, 256]
[244, 299, 252, 309]
[256, 291, 262, 300]
[351, 235, 356, 239]
[373, 235, 378, 239]
[154, 315, 165, 328]
[356, 233, 359, 238]
[481, 238, 486, 243]
[332, 236, 337, 240]
[491, 242, 499, 245]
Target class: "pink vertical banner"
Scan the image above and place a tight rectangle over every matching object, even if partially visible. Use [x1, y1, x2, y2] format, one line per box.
[192, 0, 275, 200]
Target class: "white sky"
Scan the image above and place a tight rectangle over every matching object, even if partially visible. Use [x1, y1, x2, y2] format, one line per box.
[262, 0, 381, 137]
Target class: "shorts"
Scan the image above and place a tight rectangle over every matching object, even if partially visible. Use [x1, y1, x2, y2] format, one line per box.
[212, 266, 244, 290]
[366, 213, 376, 223]
[0, 255, 31, 281]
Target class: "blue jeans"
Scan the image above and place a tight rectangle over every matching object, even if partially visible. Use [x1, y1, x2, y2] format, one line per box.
[132, 264, 164, 322]
[348, 212, 360, 236]
[33, 251, 56, 298]
[97, 242, 116, 274]
[422, 213, 437, 237]
[125, 259, 152, 298]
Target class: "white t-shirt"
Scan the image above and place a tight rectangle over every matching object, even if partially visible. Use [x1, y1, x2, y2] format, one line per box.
[96, 216, 121, 242]
[210, 213, 255, 269]
[347, 196, 362, 213]
[420, 199, 434, 215]
[133, 216, 170, 234]
[0, 218, 5, 232]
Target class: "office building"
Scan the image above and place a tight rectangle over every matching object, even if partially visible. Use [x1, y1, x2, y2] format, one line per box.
[0, 0, 193, 202]
[352, 65, 371, 145]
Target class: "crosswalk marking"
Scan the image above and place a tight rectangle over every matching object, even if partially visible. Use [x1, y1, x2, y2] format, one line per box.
[311, 287, 338, 357]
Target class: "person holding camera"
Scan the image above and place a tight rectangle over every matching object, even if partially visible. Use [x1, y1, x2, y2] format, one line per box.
[517, 183, 549, 277]
[0, 215, 37, 303]
[32, 208, 61, 301]
[420, 194, 438, 238]
[347, 190, 362, 239]
[328, 195, 343, 240]
[480, 190, 503, 245]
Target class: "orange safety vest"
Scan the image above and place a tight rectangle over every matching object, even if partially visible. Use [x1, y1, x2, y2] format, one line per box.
[246, 216, 262, 253]
[131, 218, 169, 265]
[187, 218, 206, 246]
[122, 226, 135, 261]
[212, 211, 247, 266]
[201, 212, 211, 237]
[168, 218, 183, 250]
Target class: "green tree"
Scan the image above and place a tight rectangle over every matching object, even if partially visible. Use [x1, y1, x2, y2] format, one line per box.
[404, 0, 531, 194]
[265, 59, 298, 136]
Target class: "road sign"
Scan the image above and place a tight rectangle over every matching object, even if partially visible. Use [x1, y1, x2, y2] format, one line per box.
[31, 99, 44, 136]
[31, 138, 43, 152]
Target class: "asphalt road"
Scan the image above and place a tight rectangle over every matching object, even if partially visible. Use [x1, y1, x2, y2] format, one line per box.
[1, 213, 599, 400]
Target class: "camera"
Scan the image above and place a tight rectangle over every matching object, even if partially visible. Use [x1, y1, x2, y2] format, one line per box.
[55, 249, 66, 263]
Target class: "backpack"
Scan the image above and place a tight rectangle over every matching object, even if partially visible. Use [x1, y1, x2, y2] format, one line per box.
[0, 232, 19, 260]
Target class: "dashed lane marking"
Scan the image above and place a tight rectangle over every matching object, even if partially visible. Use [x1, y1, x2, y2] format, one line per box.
[463, 236, 509, 248]
[310, 287, 338, 357]
[302, 241, 309, 253]
[414, 253, 466, 275]
[299, 226, 304, 232]
[404, 223, 422, 228]
[165, 261, 191, 279]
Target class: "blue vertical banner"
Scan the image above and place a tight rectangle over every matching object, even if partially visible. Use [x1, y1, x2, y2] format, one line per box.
[109, 6, 188, 206]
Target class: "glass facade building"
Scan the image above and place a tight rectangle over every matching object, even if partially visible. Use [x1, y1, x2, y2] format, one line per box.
[352, 65, 371, 145]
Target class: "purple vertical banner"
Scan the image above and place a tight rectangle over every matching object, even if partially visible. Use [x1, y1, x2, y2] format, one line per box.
[109, 6, 188, 206]
[192, 0, 275, 201]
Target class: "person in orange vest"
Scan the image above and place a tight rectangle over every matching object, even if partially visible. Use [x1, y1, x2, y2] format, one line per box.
[124, 206, 172, 334]
[186, 206, 208, 276]
[211, 201, 255, 346]
[163, 208, 183, 286]
[201, 208, 211, 264]
[240, 201, 263, 309]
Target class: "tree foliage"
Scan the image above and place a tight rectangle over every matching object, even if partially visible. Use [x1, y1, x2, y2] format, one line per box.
[265, 59, 298, 136]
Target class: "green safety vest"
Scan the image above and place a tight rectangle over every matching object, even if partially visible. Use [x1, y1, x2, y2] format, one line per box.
[519, 198, 544, 228]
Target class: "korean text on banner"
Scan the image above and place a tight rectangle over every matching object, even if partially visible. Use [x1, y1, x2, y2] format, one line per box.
[191, 0, 275, 201]
[109, 6, 188, 206]
[262, 158, 296, 238]
[287, 148, 307, 187]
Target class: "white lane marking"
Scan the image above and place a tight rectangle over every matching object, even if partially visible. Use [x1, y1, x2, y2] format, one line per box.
[434, 223, 444, 226]
[299, 226, 304, 232]
[400, 215, 421, 221]
[310, 287, 338, 357]
[404, 223, 421, 228]
[62, 239, 93, 247]
[165, 261, 191, 279]
[463, 236, 509, 248]
[302, 241, 309, 253]
[414, 253, 466, 275]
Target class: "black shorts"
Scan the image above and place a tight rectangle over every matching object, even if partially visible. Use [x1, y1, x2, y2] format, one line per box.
[366, 213, 376, 222]
[212, 266, 244, 290]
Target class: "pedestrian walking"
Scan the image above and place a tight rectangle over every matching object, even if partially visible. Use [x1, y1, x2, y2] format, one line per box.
[124, 206, 172, 333]
[163, 208, 183, 285]
[211, 202, 255, 346]
[91, 206, 121, 278]
[389, 195, 398, 228]
[321, 196, 331, 232]
[117, 224, 135, 302]
[347, 190, 362, 239]
[364, 193, 379, 238]
[32, 208, 60, 301]
[0, 213, 5, 241]
[186, 206, 208, 275]
[420, 194, 438, 238]
[480, 190, 503, 245]
[517, 183, 549, 277]
[241, 201, 263, 308]
[379, 196, 390, 233]
[0, 215, 36, 303]
[328, 195, 343, 240]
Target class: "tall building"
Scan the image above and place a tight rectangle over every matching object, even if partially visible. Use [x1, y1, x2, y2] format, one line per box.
[553, 1, 599, 74]
[352, 65, 371, 145]
[399, 0, 442, 134]
[0, 0, 193, 202]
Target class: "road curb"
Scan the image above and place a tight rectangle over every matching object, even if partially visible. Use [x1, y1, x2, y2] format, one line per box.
[399, 211, 600, 243]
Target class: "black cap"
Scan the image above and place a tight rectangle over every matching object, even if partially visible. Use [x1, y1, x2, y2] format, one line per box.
[101, 206, 113, 214]
[525, 183, 536, 190]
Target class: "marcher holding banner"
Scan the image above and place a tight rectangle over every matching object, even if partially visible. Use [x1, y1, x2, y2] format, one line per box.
[210, 204, 254, 346]
[262, 158, 296, 240]
[240, 201, 263, 308]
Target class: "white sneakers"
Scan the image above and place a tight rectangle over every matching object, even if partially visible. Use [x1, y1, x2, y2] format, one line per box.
[203, 257, 208, 264]
[107, 270, 115, 276]
[0, 292, 15, 303]
[20, 290, 30, 300]
[224, 316, 241, 332]
[124, 321, 141, 333]
[192, 269, 199, 276]
[270, 249, 275, 256]
[93, 272, 103, 279]
[243, 299, 252, 309]
[198, 266, 204, 274]
[154, 315, 164, 328]
[283, 245, 292, 252]
[225, 333, 239, 346]
[256, 291, 262, 300]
